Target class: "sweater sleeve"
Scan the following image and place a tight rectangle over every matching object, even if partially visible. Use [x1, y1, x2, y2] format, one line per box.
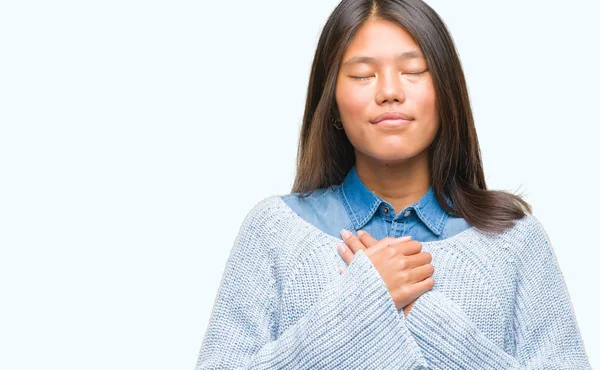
[404, 216, 591, 369]
[195, 201, 429, 369]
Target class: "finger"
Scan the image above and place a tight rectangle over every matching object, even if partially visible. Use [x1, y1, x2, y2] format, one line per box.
[356, 230, 378, 248]
[392, 235, 413, 244]
[395, 240, 423, 256]
[402, 251, 433, 269]
[404, 251, 432, 268]
[356, 230, 412, 248]
[413, 276, 435, 293]
[337, 243, 354, 265]
[340, 229, 366, 254]
[407, 263, 435, 283]
[404, 277, 435, 300]
[369, 236, 414, 254]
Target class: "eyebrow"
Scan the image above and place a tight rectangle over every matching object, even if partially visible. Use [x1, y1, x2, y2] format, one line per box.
[342, 50, 424, 66]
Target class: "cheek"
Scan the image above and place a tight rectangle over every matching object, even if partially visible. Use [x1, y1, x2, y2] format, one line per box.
[413, 83, 437, 121]
[336, 83, 370, 121]
[415, 85, 440, 145]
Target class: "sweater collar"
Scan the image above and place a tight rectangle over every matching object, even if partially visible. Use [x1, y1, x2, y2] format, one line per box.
[340, 165, 449, 236]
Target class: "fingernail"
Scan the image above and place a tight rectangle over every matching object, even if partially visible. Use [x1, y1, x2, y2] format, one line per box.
[397, 235, 412, 241]
[357, 230, 365, 237]
[337, 243, 346, 253]
[340, 229, 352, 239]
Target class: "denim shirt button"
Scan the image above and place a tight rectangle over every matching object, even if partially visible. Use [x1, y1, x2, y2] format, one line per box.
[404, 210, 411, 217]
[383, 206, 390, 214]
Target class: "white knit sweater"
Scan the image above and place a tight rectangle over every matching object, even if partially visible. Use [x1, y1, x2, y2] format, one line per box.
[195, 195, 590, 369]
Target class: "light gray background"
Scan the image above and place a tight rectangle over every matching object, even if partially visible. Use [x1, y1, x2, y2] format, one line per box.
[1, 0, 598, 369]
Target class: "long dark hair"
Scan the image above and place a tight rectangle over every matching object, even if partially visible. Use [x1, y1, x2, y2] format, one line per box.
[291, 0, 532, 234]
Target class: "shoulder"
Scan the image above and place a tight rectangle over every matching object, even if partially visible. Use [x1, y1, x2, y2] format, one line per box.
[476, 212, 553, 262]
[513, 212, 554, 258]
[473, 212, 547, 242]
[279, 185, 350, 233]
[236, 193, 336, 262]
[279, 186, 339, 217]
[228, 196, 294, 261]
[504, 212, 550, 246]
[240, 195, 290, 230]
[239, 192, 332, 237]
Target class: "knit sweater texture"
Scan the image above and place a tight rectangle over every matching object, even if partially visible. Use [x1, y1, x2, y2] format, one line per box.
[195, 195, 590, 369]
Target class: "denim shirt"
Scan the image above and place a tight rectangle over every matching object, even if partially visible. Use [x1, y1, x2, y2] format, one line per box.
[281, 165, 471, 242]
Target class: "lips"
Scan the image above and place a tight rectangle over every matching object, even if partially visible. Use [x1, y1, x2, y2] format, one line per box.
[371, 112, 413, 124]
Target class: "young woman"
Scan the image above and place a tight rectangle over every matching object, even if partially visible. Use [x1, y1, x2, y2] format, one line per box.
[196, 0, 591, 368]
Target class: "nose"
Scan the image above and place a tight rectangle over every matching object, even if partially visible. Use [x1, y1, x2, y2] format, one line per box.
[375, 69, 405, 105]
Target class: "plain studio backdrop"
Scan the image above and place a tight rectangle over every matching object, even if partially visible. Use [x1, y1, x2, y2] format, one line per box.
[0, 0, 598, 369]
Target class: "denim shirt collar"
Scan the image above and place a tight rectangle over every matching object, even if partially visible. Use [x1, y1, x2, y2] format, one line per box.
[340, 165, 449, 236]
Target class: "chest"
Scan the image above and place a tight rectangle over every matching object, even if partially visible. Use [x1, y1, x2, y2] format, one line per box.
[274, 236, 518, 354]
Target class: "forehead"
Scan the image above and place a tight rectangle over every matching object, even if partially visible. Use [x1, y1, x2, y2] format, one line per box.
[342, 18, 423, 63]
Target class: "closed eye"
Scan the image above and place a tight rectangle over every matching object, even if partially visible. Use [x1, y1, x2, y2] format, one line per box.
[350, 70, 428, 80]
[405, 71, 427, 76]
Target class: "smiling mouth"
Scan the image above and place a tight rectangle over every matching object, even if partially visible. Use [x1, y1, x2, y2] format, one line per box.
[372, 118, 413, 127]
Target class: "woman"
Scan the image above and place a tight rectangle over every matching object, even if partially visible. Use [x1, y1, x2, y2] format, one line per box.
[196, 0, 591, 368]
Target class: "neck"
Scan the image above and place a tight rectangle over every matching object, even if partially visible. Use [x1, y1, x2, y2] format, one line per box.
[354, 149, 431, 214]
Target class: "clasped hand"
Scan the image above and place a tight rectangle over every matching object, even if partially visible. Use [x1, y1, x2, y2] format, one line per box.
[336, 229, 435, 316]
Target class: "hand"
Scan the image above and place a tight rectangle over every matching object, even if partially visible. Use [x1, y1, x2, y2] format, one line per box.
[337, 229, 434, 315]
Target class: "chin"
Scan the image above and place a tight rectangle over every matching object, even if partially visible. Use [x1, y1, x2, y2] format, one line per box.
[367, 150, 419, 163]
